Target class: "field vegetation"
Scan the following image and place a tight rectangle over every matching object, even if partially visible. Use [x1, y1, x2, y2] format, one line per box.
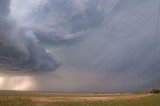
[0, 91, 159, 106]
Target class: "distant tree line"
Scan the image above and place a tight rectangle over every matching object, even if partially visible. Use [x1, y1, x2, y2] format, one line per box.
[151, 89, 160, 94]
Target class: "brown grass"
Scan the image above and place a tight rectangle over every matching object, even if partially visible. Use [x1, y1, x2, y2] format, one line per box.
[31, 93, 152, 103]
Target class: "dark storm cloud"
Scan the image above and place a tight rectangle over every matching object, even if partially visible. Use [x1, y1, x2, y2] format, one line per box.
[0, 0, 60, 73]
[0, 0, 160, 92]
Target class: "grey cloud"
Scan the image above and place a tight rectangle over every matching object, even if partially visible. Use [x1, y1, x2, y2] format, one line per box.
[13, 0, 106, 46]
[0, 0, 10, 17]
[0, 0, 159, 92]
[0, 0, 60, 74]
[48, 0, 160, 92]
[36, 0, 159, 92]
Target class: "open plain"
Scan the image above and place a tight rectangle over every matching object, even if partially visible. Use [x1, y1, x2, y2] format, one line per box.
[0, 91, 159, 106]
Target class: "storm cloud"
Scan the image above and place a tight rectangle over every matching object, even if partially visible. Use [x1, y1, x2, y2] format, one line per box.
[0, 0, 60, 73]
[0, 0, 160, 92]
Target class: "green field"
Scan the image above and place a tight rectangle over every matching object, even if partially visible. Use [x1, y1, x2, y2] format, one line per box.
[0, 91, 159, 106]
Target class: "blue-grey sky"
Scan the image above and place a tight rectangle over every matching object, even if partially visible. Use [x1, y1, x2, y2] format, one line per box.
[0, 0, 160, 92]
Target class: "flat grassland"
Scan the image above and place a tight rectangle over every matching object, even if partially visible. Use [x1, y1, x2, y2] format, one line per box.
[0, 91, 159, 106]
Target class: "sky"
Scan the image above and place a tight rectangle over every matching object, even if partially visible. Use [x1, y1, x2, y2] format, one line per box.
[0, 0, 160, 92]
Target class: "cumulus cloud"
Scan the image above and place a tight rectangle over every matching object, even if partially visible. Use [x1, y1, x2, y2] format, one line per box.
[0, 0, 60, 74]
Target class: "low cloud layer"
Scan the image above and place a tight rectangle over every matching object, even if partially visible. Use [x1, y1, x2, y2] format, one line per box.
[0, 0, 160, 92]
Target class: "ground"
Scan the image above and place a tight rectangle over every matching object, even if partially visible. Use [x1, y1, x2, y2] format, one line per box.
[0, 91, 159, 106]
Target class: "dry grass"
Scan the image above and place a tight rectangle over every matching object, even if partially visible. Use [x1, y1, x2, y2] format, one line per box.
[31, 93, 152, 103]
[0, 91, 159, 106]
